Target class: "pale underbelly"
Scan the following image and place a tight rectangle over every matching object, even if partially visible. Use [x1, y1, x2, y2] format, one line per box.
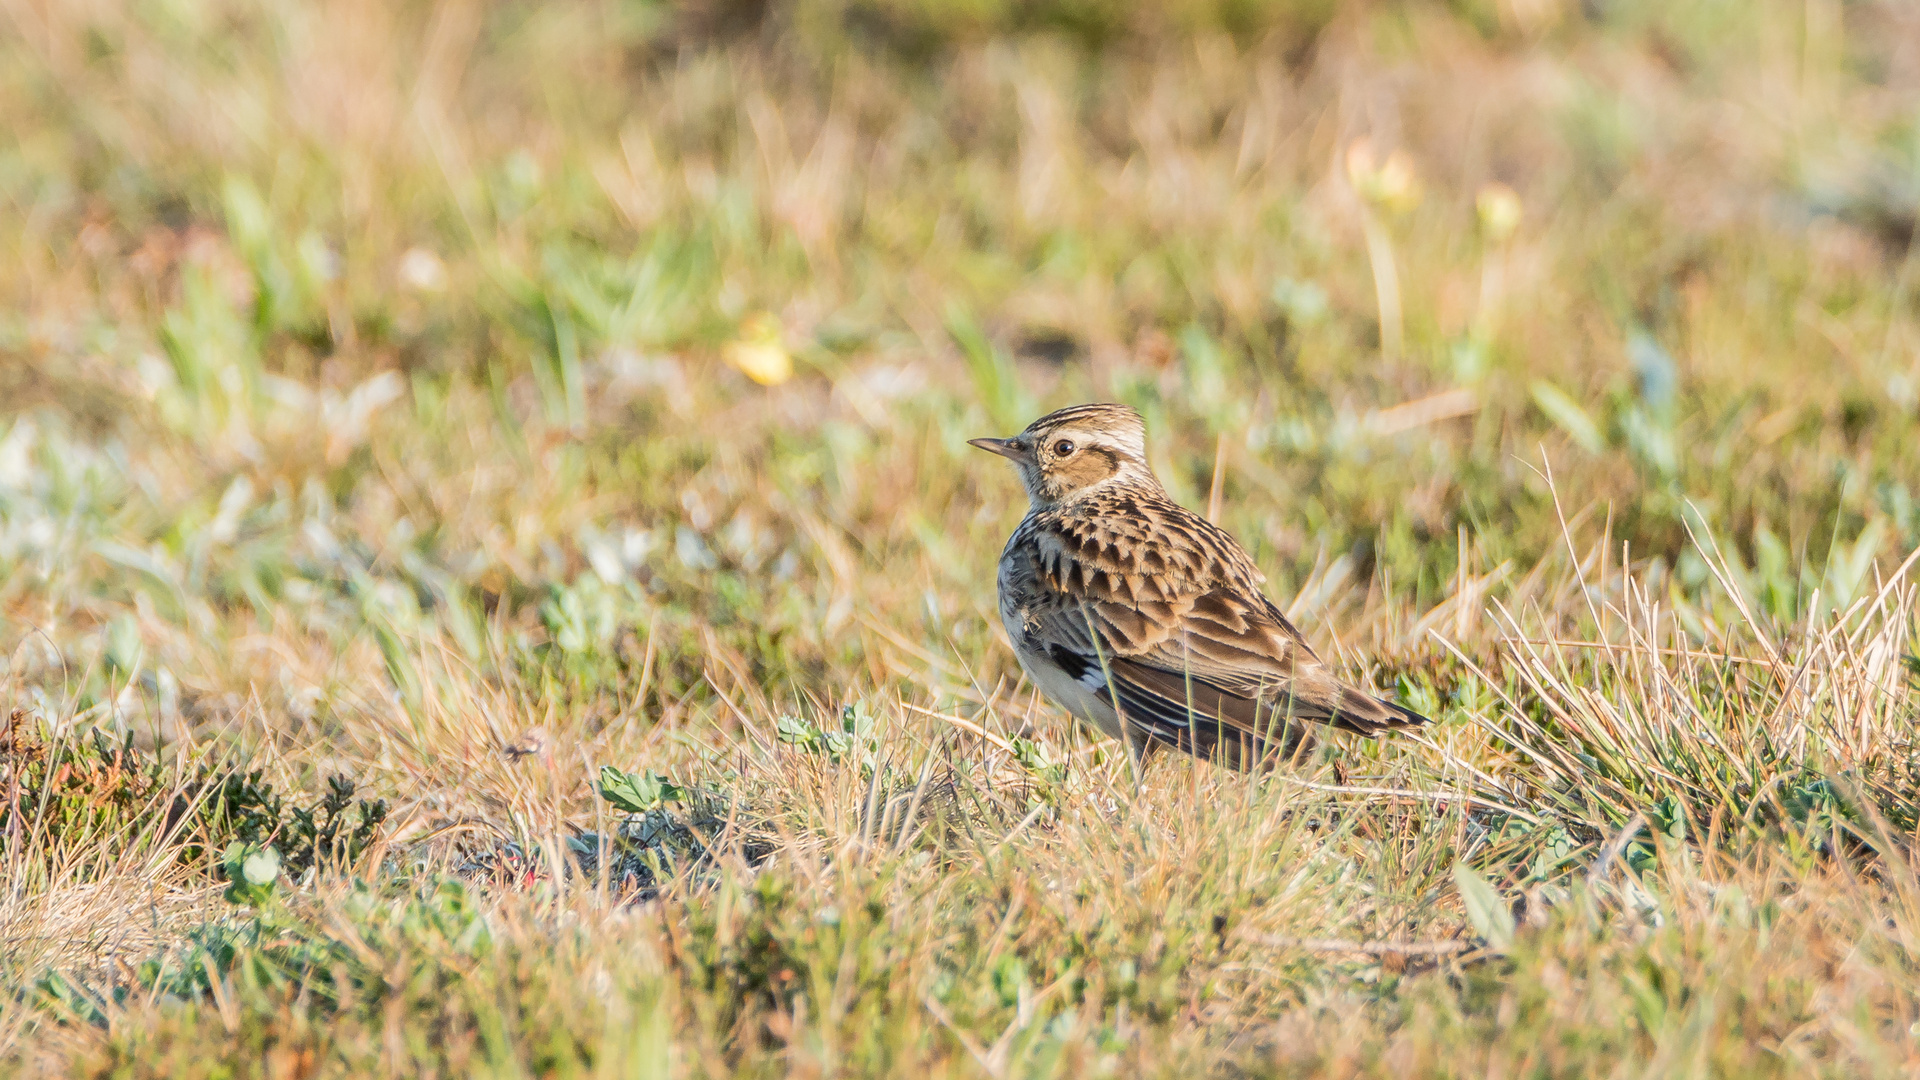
[1001, 585, 1127, 743]
[1012, 642, 1126, 743]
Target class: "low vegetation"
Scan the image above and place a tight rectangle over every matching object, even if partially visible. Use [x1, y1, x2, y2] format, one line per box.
[6, 0, 1920, 1074]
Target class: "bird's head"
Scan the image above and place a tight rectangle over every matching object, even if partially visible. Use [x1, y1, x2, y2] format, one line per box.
[970, 403, 1159, 508]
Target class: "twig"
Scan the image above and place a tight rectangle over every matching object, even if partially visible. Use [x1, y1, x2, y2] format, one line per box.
[1364, 388, 1479, 436]
[1205, 432, 1228, 523]
[901, 703, 1018, 757]
[921, 994, 1001, 1077]
[702, 671, 775, 755]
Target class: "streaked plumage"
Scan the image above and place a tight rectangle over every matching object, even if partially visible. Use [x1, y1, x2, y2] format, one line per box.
[971, 403, 1426, 770]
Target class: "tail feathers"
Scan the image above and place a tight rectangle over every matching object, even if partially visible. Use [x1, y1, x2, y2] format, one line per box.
[1328, 685, 1430, 736]
[1100, 656, 1428, 770]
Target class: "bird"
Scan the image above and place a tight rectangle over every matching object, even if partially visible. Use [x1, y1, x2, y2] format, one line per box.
[970, 402, 1427, 771]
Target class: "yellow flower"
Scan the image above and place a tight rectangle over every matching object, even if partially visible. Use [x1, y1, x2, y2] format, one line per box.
[1476, 182, 1523, 243]
[723, 313, 793, 386]
[1345, 138, 1422, 215]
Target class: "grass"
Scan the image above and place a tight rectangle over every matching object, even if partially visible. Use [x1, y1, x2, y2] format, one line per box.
[5, 0, 1920, 1074]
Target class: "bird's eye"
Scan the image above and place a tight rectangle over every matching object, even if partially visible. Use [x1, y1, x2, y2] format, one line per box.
[1053, 439, 1076, 456]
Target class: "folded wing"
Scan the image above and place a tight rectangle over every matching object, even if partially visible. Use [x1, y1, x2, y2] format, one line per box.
[1026, 506, 1426, 767]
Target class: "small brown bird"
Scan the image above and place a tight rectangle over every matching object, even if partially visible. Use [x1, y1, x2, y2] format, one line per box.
[972, 403, 1426, 770]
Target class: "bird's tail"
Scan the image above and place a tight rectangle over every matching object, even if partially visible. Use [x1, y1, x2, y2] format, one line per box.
[1329, 685, 1430, 736]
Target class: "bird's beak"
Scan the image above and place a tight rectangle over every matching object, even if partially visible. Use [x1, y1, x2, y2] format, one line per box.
[968, 436, 1033, 464]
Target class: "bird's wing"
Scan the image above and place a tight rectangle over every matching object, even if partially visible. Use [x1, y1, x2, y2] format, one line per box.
[1019, 505, 1425, 760]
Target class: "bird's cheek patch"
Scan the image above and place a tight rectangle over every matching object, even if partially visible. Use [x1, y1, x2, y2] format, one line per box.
[1058, 451, 1119, 490]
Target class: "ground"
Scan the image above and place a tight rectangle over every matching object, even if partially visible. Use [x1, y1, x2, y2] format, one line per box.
[5, 0, 1920, 1075]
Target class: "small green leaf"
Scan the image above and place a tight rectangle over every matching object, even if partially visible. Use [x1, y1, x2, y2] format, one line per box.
[222, 843, 281, 906]
[776, 715, 817, 746]
[1453, 863, 1516, 950]
[991, 954, 1028, 1008]
[840, 702, 874, 736]
[598, 765, 682, 814]
[105, 615, 143, 675]
[1626, 842, 1658, 874]
[1651, 795, 1687, 841]
[242, 846, 282, 887]
[821, 728, 854, 761]
[38, 971, 106, 1027]
[1530, 381, 1604, 454]
[1010, 737, 1047, 771]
